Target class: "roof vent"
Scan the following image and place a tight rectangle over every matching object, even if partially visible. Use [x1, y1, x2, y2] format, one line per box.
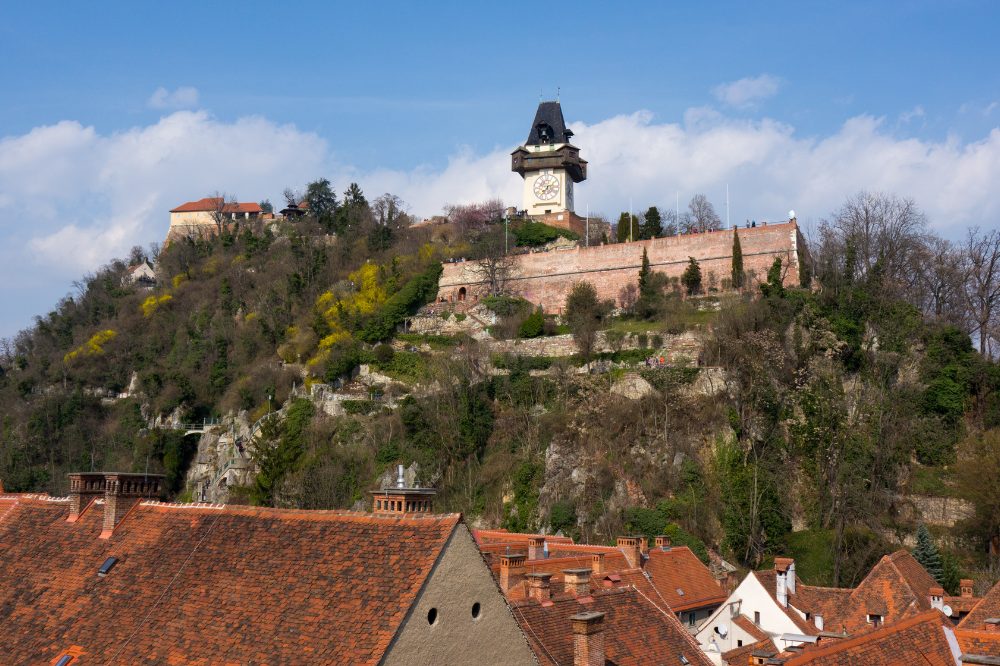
[98, 556, 118, 577]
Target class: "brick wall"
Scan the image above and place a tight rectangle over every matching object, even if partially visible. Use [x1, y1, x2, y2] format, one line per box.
[439, 221, 805, 313]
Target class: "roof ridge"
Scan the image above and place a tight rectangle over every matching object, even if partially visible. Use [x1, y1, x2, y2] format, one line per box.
[138, 501, 462, 524]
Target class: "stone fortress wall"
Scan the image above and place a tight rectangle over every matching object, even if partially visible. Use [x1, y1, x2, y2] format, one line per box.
[438, 220, 806, 313]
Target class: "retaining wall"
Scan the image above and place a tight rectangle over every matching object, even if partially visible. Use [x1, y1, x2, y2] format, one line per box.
[439, 221, 805, 313]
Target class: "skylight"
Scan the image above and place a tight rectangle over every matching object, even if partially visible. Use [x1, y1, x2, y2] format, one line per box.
[55, 656, 73, 666]
[98, 556, 118, 576]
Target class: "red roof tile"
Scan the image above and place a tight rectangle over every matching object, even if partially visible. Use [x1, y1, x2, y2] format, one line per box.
[0, 495, 459, 665]
[782, 609, 960, 665]
[170, 197, 262, 214]
[513, 586, 712, 666]
[644, 546, 727, 612]
[959, 580, 1000, 631]
[722, 637, 776, 666]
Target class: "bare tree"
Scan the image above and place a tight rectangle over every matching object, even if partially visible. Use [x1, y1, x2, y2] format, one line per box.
[686, 194, 722, 233]
[208, 191, 238, 235]
[470, 227, 518, 297]
[371, 193, 410, 228]
[823, 191, 927, 292]
[963, 227, 1000, 355]
[915, 236, 965, 322]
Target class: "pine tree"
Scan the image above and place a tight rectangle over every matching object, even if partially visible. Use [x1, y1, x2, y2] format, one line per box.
[638, 248, 651, 296]
[731, 230, 744, 290]
[681, 257, 702, 296]
[641, 206, 663, 239]
[913, 524, 944, 584]
[616, 212, 638, 243]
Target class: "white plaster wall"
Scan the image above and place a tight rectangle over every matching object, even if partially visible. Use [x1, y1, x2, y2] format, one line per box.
[696, 572, 804, 655]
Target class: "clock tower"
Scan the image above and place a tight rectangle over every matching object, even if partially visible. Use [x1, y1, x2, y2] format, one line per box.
[511, 101, 587, 217]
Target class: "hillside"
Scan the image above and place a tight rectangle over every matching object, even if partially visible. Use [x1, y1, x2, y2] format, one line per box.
[1, 185, 998, 591]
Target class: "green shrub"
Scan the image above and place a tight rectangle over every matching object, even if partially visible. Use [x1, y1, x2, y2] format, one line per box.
[518, 308, 545, 338]
[512, 221, 579, 247]
[342, 399, 378, 415]
[373, 343, 395, 364]
[359, 263, 443, 342]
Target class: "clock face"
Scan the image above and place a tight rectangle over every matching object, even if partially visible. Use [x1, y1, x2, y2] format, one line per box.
[533, 173, 560, 201]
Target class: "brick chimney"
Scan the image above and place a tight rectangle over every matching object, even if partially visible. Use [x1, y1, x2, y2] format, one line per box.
[528, 536, 545, 560]
[929, 586, 944, 611]
[639, 536, 648, 555]
[617, 536, 641, 568]
[527, 572, 553, 602]
[99, 473, 163, 539]
[591, 552, 605, 575]
[563, 568, 592, 597]
[570, 611, 605, 666]
[960, 579, 974, 598]
[654, 535, 672, 549]
[499, 553, 526, 591]
[67, 472, 107, 522]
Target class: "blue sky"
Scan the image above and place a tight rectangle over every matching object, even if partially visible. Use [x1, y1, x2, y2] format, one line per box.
[1, 1, 999, 337]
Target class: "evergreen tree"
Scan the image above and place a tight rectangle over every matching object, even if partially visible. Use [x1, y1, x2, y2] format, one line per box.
[681, 257, 702, 296]
[731, 230, 745, 290]
[913, 524, 944, 584]
[616, 212, 638, 243]
[641, 206, 663, 239]
[638, 247, 652, 296]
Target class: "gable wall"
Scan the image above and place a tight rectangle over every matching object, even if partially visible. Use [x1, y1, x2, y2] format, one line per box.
[384, 522, 537, 666]
[696, 573, 804, 655]
[438, 221, 804, 313]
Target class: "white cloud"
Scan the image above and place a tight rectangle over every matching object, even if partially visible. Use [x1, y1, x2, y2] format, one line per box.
[147, 86, 200, 110]
[3, 106, 1000, 337]
[712, 74, 783, 107]
[898, 105, 925, 124]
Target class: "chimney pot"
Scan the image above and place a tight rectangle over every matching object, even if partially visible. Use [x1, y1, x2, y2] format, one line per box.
[563, 568, 592, 597]
[99, 473, 163, 538]
[528, 536, 545, 560]
[960, 579, 974, 598]
[499, 553, 527, 591]
[570, 611, 605, 666]
[527, 572, 553, 602]
[590, 552, 605, 574]
[929, 587, 944, 610]
[616, 536, 641, 568]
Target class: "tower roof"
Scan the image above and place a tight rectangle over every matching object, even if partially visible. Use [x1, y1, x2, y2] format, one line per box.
[526, 100, 574, 145]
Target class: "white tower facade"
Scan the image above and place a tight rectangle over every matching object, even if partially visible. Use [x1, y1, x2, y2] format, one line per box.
[511, 101, 587, 217]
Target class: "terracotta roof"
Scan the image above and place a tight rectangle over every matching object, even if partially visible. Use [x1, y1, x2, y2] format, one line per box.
[960, 580, 1000, 631]
[512, 586, 712, 666]
[644, 546, 727, 612]
[956, 628, 1000, 656]
[722, 637, 776, 666]
[0, 493, 459, 665]
[170, 197, 262, 214]
[789, 584, 852, 626]
[781, 609, 961, 665]
[835, 549, 938, 632]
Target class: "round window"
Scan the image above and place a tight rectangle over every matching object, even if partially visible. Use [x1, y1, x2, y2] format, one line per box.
[471, 602, 481, 620]
[427, 607, 438, 626]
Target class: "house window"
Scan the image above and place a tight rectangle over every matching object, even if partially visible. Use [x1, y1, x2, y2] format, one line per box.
[737, 640, 743, 647]
[868, 614, 882, 627]
[754, 611, 760, 625]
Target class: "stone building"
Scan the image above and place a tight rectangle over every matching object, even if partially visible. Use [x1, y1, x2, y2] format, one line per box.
[167, 196, 262, 242]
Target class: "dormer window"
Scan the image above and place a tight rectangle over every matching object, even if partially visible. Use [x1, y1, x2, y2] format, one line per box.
[868, 613, 882, 627]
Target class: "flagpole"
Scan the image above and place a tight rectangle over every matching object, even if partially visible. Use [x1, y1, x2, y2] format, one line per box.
[586, 204, 590, 247]
[629, 197, 633, 242]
